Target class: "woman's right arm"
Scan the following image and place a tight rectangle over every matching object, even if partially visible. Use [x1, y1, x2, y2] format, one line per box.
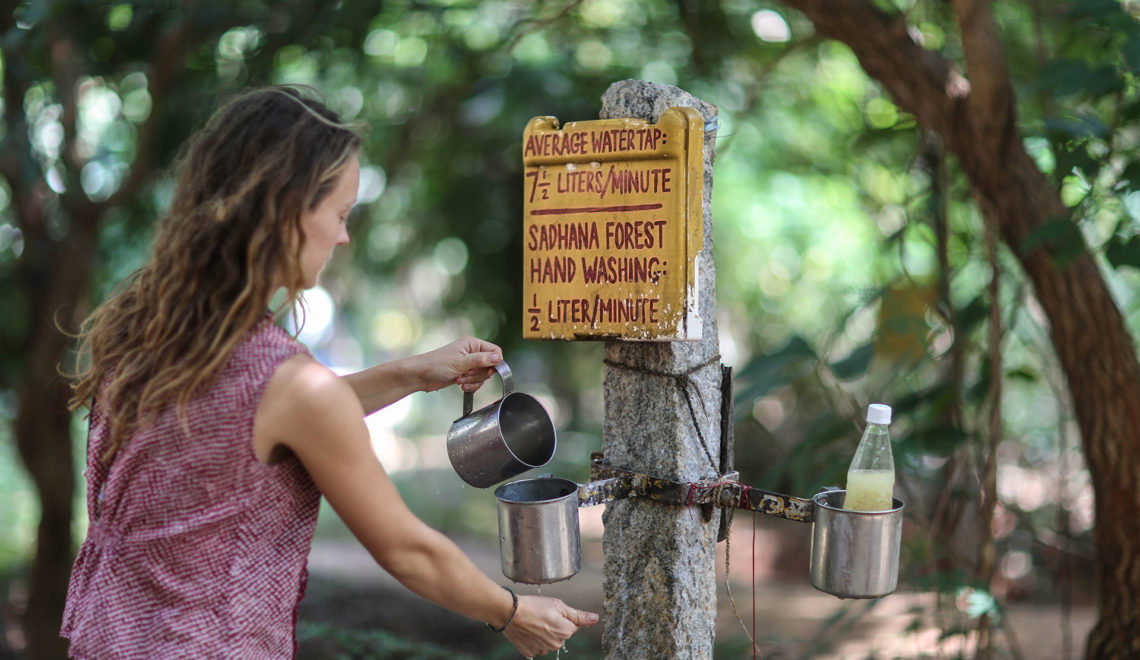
[253, 354, 597, 657]
[339, 337, 502, 415]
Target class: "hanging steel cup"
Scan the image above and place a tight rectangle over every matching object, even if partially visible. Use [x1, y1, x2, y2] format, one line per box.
[494, 477, 581, 584]
[446, 361, 556, 488]
[809, 489, 904, 599]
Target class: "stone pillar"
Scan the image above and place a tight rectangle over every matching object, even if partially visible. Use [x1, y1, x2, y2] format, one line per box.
[600, 80, 721, 659]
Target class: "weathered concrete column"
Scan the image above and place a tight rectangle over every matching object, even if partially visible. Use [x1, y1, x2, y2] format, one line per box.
[600, 80, 721, 659]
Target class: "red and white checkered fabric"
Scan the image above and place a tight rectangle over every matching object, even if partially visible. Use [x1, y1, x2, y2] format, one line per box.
[62, 319, 319, 659]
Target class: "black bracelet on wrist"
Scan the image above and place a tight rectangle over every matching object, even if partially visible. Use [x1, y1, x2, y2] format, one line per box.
[487, 585, 518, 633]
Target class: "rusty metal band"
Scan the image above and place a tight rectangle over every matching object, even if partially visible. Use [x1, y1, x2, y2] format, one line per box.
[581, 453, 815, 523]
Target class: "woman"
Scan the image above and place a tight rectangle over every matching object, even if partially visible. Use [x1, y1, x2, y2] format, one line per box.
[62, 85, 596, 658]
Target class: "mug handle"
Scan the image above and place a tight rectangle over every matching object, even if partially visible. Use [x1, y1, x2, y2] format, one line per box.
[461, 360, 514, 417]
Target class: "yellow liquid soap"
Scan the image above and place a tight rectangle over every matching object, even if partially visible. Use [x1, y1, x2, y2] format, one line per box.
[843, 469, 895, 511]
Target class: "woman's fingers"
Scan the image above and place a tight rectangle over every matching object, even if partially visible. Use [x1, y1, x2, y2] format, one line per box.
[504, 596, 598, 657]
[450, 338, 502, 390]
[413, 337, 502, 392]
[562, 604, 599, 627]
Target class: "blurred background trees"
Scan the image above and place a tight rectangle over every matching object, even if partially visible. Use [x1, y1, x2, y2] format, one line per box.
[2, 0, 1139, 657]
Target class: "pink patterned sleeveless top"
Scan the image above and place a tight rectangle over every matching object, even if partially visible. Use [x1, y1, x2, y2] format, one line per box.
[62, 319, 317, 659]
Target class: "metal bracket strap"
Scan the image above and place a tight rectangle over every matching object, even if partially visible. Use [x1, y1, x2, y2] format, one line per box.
[579, 452, 815, 523]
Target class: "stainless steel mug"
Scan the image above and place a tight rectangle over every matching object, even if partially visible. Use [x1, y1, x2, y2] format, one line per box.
[809, 489, 904, 599]
[494, 477, 581, 584]
[446, 361, 556, 488]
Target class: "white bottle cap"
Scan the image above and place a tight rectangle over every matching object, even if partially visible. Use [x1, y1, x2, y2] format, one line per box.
[866, 403, 892, 425]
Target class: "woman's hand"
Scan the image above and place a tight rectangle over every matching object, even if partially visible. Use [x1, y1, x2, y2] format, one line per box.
[414, 336, 502, 393]
[340, 336, 502, 420]
[503, 595, 599, 658]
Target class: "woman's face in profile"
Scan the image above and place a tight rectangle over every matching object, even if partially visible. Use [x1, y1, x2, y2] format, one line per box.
[299, 156, 358, 289]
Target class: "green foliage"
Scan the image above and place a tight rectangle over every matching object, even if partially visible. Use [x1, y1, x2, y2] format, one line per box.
[0, 422, 35, 567]
[1018, 215, 1086, 264]
[734, 334, 817, 405]
[1105, 232, 1140, 270]
[828, 342, 874, 381]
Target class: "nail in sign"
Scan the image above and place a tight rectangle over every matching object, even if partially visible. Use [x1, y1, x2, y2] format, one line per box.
[522, 107, 704, 340]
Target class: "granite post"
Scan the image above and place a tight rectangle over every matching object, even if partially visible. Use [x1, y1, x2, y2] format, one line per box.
[599, 80, 722, 659]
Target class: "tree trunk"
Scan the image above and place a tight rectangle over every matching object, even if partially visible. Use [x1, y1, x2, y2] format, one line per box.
[985, 154, 1140, 660]
[784, 1, 1140, 655]
[15, 378, 75, 660]
[13, 211, 98, 659]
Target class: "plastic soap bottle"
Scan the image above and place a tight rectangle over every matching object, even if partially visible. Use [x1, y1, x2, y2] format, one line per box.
[843, 403, 896, 511]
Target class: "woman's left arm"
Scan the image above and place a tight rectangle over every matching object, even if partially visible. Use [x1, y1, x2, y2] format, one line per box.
[254, 354, 597, 657]
[341, 337, 502, 415]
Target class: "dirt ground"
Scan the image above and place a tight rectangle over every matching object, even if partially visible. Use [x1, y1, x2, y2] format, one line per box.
[298, 505, 1097, 659]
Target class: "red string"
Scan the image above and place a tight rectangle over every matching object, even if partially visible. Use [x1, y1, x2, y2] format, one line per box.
[684, 480, 759, 657]
[684, 480, 739, 521]
[752, 506, 757, 660]
[736, 486, 757, 659]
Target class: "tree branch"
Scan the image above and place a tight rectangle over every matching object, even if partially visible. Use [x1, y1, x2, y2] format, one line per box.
[952, 0, 1012, 118]
[502, 0, 585, 54]
[0, 8, 46, 239]
[782, 0, 969, 141]
[50, 12, 100, 219]
[102, 14, 196, 209]
[950, 0, 1017, 165]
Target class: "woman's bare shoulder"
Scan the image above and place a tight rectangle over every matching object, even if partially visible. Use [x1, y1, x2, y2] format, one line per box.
[271, 353, 350, 398]
[254, 354, 365, 460]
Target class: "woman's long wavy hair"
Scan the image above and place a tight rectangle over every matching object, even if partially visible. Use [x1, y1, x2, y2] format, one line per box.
[70, 85, 361, 460]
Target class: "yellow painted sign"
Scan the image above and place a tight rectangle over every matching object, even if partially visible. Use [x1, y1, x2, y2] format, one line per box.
[522, 107, 704, 340]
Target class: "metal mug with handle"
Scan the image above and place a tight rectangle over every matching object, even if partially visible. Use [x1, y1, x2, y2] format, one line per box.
[494, 476, 581, 584]
[446, 361, 556, 488]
